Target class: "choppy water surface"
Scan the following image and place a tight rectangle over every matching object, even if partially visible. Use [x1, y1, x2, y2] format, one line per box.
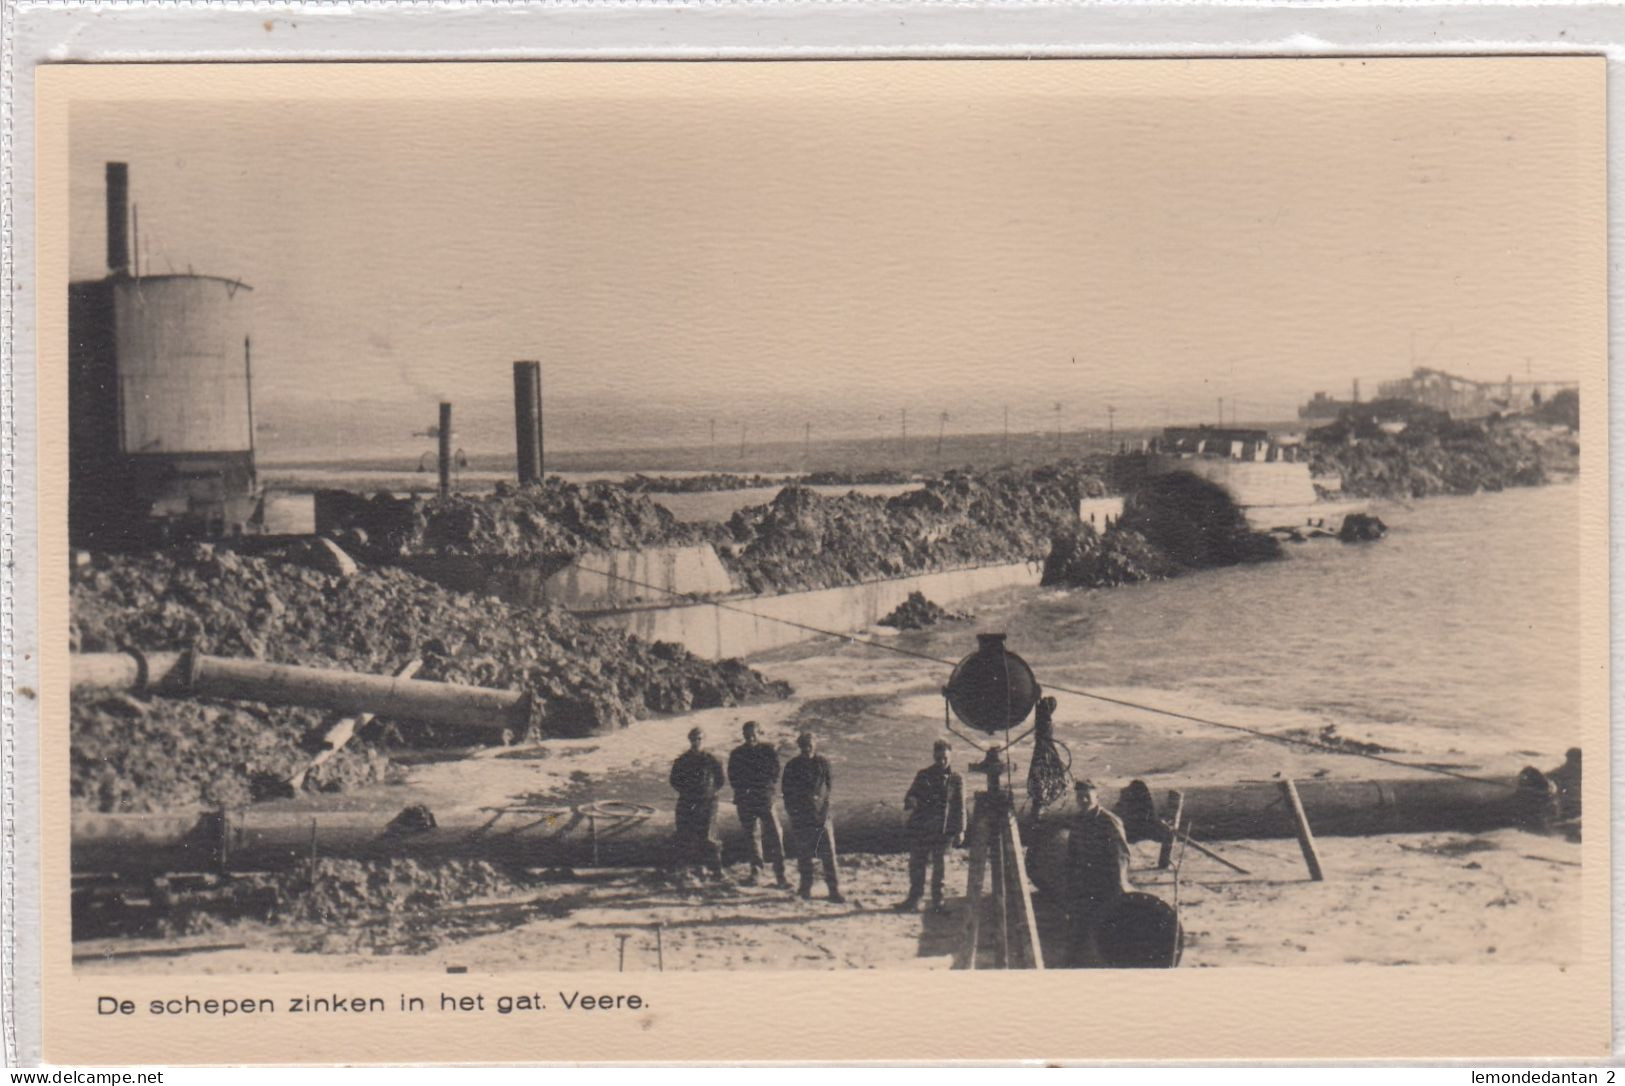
[768, 484, 1582, 773]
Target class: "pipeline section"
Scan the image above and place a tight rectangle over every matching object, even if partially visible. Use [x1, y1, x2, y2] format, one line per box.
[70, 764, 1571, 876]
[73, 651, 529, 738]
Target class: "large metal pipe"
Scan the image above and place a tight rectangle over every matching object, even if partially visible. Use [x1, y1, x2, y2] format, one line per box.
[438, 402, 453, 498]
[71, 798, 905, 876]
[68, 764, 1568, 876]
[72, 651, 528, 734]
[513, 361, 543, 486]
[106, 162, 130, 276]
[1123, 775, 1552, 841]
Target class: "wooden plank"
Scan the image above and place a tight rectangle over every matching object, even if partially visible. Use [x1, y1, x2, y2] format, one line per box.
[1157, 789, 1185, 869]
[1004, 810, 1045, 970]
[955, 796, 988, 970]
[1279, 778, 1326, 881]
[288, 659, 422, 790]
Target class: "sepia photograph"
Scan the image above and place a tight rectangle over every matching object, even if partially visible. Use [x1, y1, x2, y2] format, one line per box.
[53, 57, 1601, 999]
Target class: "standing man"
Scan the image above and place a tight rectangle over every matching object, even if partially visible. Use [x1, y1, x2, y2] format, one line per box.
[727, 721, 790, 888]
[781, 731, 844, 903]
[895, 739, 966, 913]
[1065, 778, 1132, 966]
[669, 726, 726, 880]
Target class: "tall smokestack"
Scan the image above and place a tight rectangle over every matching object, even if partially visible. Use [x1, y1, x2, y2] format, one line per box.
[512, 361, 543, 486]
[438, 403, 453, 499]
[106, 162, 130, 276]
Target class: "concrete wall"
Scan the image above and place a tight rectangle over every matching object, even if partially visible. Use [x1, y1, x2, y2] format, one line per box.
[585, 560, 1044, 660]
[402, 544, 735, 609]
[1077, 496, 1125, 529]
[545, 544, 736, 606]
[1154, 458, 1320, 508]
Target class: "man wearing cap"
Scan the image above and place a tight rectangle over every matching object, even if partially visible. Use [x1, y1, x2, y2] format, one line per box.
[894, 739, 966, 913]
[727, 721, 790, 888]
[1065, 778, 1133, 966]
[668, 727, 726, 880]
[781, 732, 844, 903]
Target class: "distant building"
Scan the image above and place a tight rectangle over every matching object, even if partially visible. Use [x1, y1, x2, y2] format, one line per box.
[1158, 425, 1301, 462]
[1375, 367, 1578, 420]
[1298, 391, 1354, 420]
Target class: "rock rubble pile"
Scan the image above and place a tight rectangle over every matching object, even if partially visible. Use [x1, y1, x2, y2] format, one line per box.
[877, 592, 970, 631]
[1042, 473, 1281, 589]
[1308, 402, 1578, 500]
[71, 543, 791, 812]
[720, 464, 1108, 593]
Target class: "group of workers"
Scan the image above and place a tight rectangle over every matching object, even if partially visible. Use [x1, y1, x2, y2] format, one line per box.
[668, 722, 843, 902]
[669, 720, 1133, 964]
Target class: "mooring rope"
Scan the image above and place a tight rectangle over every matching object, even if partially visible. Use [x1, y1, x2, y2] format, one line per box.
[563, 560, 1520, 790]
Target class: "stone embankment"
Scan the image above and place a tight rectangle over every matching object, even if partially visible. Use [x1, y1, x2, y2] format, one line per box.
[617, 470, 913, 494]
[321, 462, 1114, 595]
[1041, 473, 1281, 589]
[71, 542, 791, 812]
[1307, 400, 1579, 501]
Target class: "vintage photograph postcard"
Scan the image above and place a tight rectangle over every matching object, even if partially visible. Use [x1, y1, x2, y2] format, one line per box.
[30, 57, 1609, 1062]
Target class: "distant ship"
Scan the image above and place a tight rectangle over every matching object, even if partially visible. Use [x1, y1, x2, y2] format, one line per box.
[1139, 425, 1369, 533]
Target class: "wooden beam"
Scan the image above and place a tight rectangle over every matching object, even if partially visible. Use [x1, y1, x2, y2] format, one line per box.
[1279, 778, 1326, 881]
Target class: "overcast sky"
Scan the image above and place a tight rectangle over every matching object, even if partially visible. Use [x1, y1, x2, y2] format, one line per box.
[68, 60, 1600, 446]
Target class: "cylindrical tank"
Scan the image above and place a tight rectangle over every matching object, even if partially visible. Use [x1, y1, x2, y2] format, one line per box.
[70, 272, 258, 544]
[113, 275, 254, 456]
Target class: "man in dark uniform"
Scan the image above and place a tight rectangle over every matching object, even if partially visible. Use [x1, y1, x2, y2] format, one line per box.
[894, 739, 966, 913]
[727, 721, 790, 887]
[1065, 778, 1132, 966]
[781, 731, 844, 903]
[668, 726, 726, 880]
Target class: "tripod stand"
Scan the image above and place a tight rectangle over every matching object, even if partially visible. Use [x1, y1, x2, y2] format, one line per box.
[955, 748, 1044, 970]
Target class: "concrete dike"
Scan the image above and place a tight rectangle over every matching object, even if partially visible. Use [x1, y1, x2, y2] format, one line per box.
[398, 544, 734, 609]
[394, 542, 1042, 659]
[580, 559, 1046, 660]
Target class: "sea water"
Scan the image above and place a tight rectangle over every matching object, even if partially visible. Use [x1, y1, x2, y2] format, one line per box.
[763, 482, 1583, 777]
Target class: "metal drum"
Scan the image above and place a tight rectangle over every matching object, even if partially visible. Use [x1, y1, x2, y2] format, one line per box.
[1093, 891, 1184, 969]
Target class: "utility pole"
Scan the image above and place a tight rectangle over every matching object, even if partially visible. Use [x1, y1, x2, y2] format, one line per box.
[739, 421, 747, 460]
